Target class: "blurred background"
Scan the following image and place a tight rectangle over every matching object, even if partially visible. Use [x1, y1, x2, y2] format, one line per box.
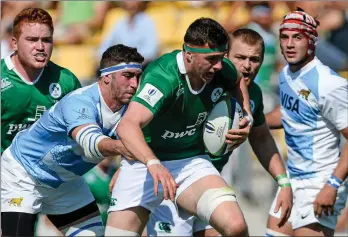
[1, 1, 347, 235]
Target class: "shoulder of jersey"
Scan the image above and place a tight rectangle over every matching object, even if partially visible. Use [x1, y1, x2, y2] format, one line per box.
[203, 96, 243, 156]
[142, 50, 182, 85]
[46, 61, 77, 78]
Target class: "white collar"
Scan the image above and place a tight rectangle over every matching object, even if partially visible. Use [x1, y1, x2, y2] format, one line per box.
[4, 52, 44, 85]
[176, 51, 187, 74]
[175, 51, 206, 94]
[287, 57, 319, 78]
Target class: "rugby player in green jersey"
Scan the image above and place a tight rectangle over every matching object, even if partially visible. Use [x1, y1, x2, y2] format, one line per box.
[0, 8, 81, 236]
[1, 8, 81, 153]
[109, 28, 293, 237]
[107, 18, 253, 236]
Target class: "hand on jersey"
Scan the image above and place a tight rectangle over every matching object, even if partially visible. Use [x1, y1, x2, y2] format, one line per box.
[314, 184, 338, 218]
[147, 162, 178, 201]
[225, 118, 251, 149]
[274, 187, 293, 227]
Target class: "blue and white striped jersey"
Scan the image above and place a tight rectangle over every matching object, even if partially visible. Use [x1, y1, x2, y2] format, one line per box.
[279, 57, 348, 178]
[10, 83, 127, 188]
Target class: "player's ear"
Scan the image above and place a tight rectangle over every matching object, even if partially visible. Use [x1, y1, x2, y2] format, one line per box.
[12, 37, 18, 51]
[186, 52, 193, 62]
[103, 74, 112, 84]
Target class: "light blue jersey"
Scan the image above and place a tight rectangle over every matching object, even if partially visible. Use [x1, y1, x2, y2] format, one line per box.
[279, 57, 348, 178]
[10, 83, 127, 188]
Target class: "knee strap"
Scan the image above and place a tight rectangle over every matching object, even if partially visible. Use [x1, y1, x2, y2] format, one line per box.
[196, 187, 236, 224]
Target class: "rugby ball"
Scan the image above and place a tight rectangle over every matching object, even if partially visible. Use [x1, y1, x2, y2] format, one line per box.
[203, 96, 243, 156]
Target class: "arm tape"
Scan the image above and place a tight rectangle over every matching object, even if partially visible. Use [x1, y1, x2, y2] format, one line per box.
[76, 124, 109, 163]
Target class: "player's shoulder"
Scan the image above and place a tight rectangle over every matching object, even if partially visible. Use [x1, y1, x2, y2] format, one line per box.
[142, 50, 182, 87]
[62, 83, 99, 106]
[45, 61, 79, 81]
[313, 59, 347, 94]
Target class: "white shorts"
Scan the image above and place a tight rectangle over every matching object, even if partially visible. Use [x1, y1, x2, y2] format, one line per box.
[108, 155, 220, 213]
[269, 173, 348, 230]
[1, 148, 95, 215]
[147, 199, 212, 236]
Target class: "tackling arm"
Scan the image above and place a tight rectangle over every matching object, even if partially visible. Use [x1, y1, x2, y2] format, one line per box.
[71, 124, 132, 162]
[116, 101, 159, 165]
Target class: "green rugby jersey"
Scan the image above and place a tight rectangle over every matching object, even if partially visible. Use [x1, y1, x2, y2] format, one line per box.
[1, 55, 81, 153]
[132, 50, 238, 161]
[211, 81, 266, 171]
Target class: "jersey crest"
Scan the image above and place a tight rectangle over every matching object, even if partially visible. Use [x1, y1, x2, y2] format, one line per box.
[49, 83, 62, 98]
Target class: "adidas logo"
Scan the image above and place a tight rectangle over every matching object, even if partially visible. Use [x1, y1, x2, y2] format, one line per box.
[1, 78, 13, 91]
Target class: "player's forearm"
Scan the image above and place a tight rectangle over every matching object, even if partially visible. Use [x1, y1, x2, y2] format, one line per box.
[234, 78, 252, 118]
[98, 138, 128, 157]
[117, 119, 158, 165]
[332, 141, 348, 181]
[266, 105, 283, 129]
[249, 125, 286, 179]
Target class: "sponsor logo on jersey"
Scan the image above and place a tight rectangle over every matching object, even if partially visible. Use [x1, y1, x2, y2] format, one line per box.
[8, 197, 23, 207]
[195, 112, 208, 126]
[137, 83, 163, 107]
[281, 91, 299, 114]
[110, 197, 117, 206]
[161, 112, 208, 139]
[211, 87, 223, 102]
[158, 222, 172, 233]
[73, 107, 93, 120]
[7, 123, 30, 135]
[176, 86, 184, 99]
[161, 128, 196, 139]
[49, 83, 62, 99]
[1, 78, 13, 91]
[298, 89, 311, 101]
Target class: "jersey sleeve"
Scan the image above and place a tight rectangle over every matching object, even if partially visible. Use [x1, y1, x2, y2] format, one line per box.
[251, 83, 266, 127]
[321, 84, 348, 131]
[131, 72, 175, 116]
[60, 95, 100, 135]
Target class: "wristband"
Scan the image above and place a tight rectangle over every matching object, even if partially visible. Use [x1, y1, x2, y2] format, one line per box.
[146, 159, 161, 168]
[244, 115, 254, 127]
[276, 174, 291, 188]
[327, 175, 342, 189]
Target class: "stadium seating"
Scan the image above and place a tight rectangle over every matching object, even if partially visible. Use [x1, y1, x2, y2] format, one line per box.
[146, 5, 178, 48]
[51, 45, 97, 83]
[174, 7, 216, 43]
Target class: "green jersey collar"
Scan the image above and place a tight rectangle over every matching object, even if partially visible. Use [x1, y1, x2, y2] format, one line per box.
[4, 52, 44, 85]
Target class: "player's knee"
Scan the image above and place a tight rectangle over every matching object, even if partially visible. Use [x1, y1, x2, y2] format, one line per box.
[196, 187, 236, 224]
[222, 218, 248, 237]
[105, 226, 140, 236]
